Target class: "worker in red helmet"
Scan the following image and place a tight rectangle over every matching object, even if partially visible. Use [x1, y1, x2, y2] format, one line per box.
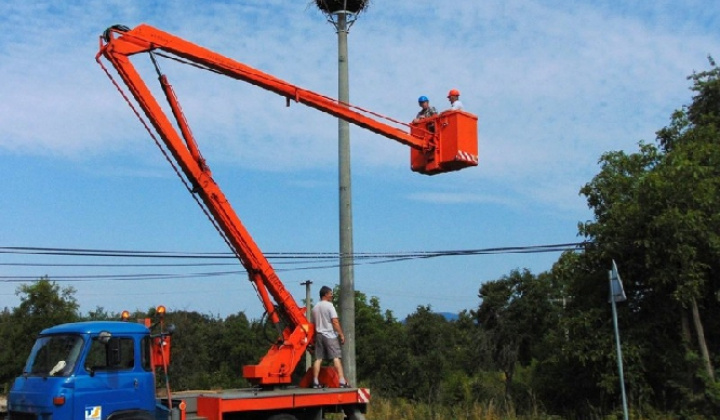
[447, 88, 464, 110]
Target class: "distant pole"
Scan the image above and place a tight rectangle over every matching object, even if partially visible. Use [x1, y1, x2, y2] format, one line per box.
[301, 280, 313, 371]
[313, 0, 369, 387]
[609, 260, 629, 420]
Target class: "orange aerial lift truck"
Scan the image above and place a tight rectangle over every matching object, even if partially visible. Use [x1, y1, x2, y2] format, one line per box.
[7, 24, 478, 420]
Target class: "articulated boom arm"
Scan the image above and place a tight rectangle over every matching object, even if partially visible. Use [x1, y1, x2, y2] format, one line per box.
[97, 26, 313, 386]
[98, 24, 478, 175]
[96, 23, 479, 386]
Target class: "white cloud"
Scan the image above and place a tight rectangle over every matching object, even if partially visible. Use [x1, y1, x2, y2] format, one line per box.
[1, 0, 715, 196]
[3, 1, 715, 168]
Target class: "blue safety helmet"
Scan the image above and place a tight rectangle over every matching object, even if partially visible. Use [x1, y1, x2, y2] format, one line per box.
[418, 95, 429, 103]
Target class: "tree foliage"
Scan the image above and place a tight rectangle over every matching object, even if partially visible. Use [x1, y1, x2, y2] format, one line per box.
[565, 57, 720, 417]
[0, 278, 80, 392]
[477, 269, 562, 406]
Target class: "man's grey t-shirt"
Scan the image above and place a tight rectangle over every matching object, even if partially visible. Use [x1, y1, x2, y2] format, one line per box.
[313, 300, 338, 338]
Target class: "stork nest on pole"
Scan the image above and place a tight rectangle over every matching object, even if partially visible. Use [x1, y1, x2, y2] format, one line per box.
[314, 0, 370, 14]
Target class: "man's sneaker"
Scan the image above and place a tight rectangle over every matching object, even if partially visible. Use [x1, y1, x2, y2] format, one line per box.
[339, 382, 352, 388]
[312, 383, 323, 389]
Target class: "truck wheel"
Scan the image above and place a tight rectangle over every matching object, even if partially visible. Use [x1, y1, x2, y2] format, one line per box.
[343, 407, 366, 420]
[107, 410, 154, 420]
[267, 414, 298, 420]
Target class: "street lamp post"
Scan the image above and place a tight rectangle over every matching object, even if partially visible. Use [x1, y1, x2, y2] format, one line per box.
[313, 0, 370, 387]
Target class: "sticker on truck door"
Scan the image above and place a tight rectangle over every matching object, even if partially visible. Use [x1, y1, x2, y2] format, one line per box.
[85, 406, 102, 419]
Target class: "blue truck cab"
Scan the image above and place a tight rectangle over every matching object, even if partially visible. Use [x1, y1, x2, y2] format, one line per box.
[8, 321, 158, 420]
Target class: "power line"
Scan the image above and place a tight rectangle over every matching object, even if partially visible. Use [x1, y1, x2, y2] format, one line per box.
[0, 243, 586, 283]
[0, 243, 584, 260]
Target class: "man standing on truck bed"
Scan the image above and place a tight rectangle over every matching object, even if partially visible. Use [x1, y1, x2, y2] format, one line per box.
[312, 286, 350, 388]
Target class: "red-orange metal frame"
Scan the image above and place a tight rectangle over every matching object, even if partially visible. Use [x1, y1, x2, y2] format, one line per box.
[95, 23, 477, 386]
[192, 388, 369, 420]
[97, 25, 313, 386]
[97, 24, 478, 176]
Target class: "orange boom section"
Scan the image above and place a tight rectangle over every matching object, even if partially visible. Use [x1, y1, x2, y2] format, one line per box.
[98, 24, 478, 175]
[96, 23, 479, 387]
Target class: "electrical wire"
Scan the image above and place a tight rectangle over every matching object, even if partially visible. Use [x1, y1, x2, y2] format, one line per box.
[0, 243, 586, 283]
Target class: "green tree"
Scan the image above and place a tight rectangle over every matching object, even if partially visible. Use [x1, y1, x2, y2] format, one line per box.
[476, 269, 561, 407]
[211, 311, 266, 389]
[0, 306, 13, 393]
[354, 291, 403, 390]
[641, 61, 720, 386]
[14, 278, 80, 328]
[86, 306, 116, 320]
[570, 58, 720, 416]
[0, 278, 80, 390]
[160, 310, 221, 390]
[401, 306, 454, 404]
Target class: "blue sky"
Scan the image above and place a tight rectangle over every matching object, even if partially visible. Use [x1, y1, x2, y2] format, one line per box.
[0, 1, 718, 320]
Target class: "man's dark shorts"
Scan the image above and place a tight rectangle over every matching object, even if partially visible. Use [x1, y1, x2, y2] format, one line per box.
[315, 334, 342, 360]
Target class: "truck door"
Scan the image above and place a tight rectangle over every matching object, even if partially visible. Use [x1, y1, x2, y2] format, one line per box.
[73, 335, 153, 419]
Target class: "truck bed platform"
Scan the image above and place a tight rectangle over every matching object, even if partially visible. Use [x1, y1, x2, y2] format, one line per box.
[173, 387, 370, 420]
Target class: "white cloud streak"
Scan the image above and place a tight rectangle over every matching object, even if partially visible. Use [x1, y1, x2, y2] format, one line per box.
[2, 0, 716, 206]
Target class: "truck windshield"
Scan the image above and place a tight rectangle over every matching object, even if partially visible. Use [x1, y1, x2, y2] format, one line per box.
[24, 335, 84, 377]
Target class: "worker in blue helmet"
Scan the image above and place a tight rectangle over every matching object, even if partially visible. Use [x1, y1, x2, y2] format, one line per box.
[413, 95, 437, 123]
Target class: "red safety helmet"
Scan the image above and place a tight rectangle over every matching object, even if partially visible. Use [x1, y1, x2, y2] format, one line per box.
[447, 88, 460, 97]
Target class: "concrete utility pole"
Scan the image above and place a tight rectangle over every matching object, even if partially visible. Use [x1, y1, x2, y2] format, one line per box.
[313, 0, 369, 387]
[301, 280, 313, 371]
[336, 11, 356, 387]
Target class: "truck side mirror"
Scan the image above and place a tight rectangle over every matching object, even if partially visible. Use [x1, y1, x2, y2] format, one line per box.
[97, 331, 112, 344]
